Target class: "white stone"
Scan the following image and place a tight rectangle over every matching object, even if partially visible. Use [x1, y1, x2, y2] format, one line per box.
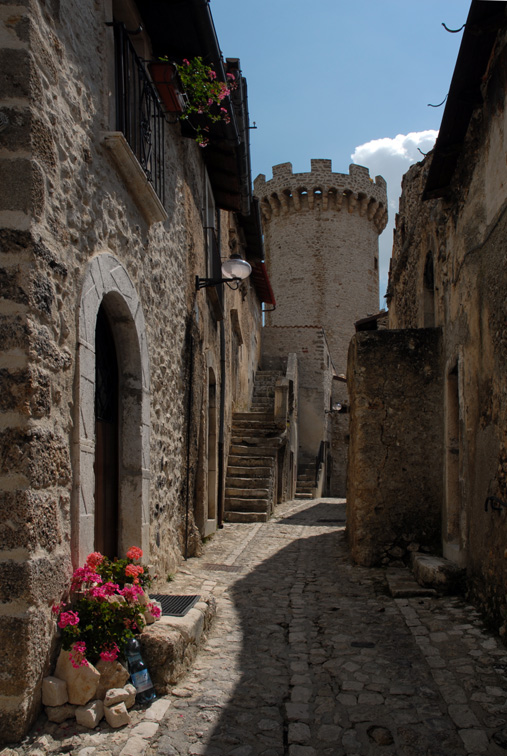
[45, 703, 76, 723]
[42, 676, 68, 707]
[131, 721, 160, 738]
[144, 697, 171, 720]
[103, 701, 131, 728]
[104, 687, 130, 707]
[75, 699, 104, 729]
[54, 649, 101, 705]
[95, 659, 130, 699]
[124, 683, 137, 709]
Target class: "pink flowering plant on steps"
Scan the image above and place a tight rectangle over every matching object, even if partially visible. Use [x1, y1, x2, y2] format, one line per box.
[166, 56, 236, 147]
[53, 547, 161, 669]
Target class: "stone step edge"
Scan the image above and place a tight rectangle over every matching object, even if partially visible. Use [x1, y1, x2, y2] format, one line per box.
[141, 594, 217, 693]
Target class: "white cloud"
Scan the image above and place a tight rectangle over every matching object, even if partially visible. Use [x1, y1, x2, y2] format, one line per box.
[351, 130, 438, 305]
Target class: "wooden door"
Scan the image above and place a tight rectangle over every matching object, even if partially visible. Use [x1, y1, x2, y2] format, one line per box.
[94, 305, 119, 558]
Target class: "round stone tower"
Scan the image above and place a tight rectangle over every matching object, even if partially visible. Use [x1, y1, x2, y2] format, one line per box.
[254, 159, 388, 374]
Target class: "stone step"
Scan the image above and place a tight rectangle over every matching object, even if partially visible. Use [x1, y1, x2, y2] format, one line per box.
[232, 434, 281, 444]
[227, 466, 272, 478]
[225, 487, 270, 498]
[297, 474, 314, 482]
[227, 455, 274, 467]
[225, 497, 270, 512]
[232, 420, 280, 436]
[231, 428, 282, 439]
[229, 445, 278, 457]
[295, 492, 313, 500]
[224, 511, 269, 523]
[226, 477, 272, 488]
[233, 412, 274, 423]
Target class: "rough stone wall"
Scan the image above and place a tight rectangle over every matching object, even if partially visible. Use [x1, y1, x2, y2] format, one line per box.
[254, 160, 387, 375]
[347, 329, 443, 567]
[385, 27, 507, 629]
[0, 0, 262, 741]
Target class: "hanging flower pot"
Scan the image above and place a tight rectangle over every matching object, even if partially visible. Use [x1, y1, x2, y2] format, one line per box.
[149, 62, 187, 113]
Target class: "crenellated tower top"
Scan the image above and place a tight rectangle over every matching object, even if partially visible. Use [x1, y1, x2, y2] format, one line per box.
[254, 160, 388, 233]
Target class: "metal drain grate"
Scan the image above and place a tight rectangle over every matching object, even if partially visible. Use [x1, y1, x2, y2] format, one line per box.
[203, 563, 242, 572]
[149, 594, 200, 617]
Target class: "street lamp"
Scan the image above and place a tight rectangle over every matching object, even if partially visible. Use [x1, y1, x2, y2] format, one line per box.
[196, 253, 252, 290]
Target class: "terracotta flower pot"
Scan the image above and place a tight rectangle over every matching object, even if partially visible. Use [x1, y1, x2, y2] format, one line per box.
[149, 62, 187, 113]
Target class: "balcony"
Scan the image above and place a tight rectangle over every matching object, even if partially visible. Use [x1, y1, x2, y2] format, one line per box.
[112, 23, 165, 205]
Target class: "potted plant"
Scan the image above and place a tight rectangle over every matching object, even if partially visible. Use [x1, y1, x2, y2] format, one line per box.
[151, 56, 236, 146]
[148, 61, 188, 113]
[52, 547, 160, 667]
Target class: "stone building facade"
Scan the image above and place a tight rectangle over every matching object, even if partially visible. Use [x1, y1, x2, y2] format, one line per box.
[0, 0, 274, 742]
[347, 0, 507, 631]
[254, 161, 387, 494]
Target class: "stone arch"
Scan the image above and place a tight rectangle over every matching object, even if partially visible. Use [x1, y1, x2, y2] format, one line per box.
[74, 253, 150, 567]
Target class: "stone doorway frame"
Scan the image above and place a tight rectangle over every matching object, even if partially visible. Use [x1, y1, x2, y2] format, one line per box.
[74, 253, 151, 567]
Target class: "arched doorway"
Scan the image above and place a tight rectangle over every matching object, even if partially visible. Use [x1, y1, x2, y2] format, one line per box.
[75, 254, 150, 567]
[94, 304, 119, 557]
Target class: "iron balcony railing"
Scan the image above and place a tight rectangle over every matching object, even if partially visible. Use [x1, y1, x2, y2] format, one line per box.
[113, 23, 165, 203]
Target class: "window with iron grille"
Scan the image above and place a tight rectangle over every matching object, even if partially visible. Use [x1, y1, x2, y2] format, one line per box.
[112, 22, 165, 203]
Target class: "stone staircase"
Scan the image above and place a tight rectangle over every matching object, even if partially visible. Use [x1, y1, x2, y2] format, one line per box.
[224, 371, 283, 523]
[295, 460, 316, 500]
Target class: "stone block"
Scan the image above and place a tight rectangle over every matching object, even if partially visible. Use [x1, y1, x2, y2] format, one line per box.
[0, 367, 51, 418]
[124, 683, 136, 709]
[54, 650, 100, 706]
[0, 489, 65, 552]
[0, 159, 44, 217]
[411, 553, 465, 594]
[75, 699, 104, 729]
[103, 688, 129, 707]
[103, 701, 131, 728]
[45, 704, 76, 723]
[95, 659, 130, 699]
[0, 609, 50, 698]
[0, 315, 29, 351]
[0, 553, 70, 605]
[41, 676, 68, 707]
[0, 50, 32, 99]
[0, 427, 71, 488]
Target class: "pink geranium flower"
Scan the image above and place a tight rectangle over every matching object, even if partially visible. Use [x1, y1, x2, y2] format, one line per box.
[85, 552, 104, 569]
[126, 546, 143, 561]
[58, 610, 80, 629]
[100, 642, 119, 662]
[69, 641, 87, 668]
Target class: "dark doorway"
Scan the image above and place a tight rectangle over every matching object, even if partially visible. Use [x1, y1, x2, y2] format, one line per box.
[94, 304, 119, 557]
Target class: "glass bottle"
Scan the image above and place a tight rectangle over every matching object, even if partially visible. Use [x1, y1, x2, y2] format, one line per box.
[125, 638, 157, 704]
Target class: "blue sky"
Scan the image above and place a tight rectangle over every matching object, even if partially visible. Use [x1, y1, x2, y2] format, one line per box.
[210, 0, 468, 303]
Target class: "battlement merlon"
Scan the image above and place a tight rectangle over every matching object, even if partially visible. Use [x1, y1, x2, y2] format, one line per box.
[253, 160, 388, 234]
[253, 160, 387, 205]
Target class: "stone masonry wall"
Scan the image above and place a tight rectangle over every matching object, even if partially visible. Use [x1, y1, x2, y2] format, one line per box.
[386, 27, 507, 629]
[347, 329, 443, 567]
[0, 0, 262, 741]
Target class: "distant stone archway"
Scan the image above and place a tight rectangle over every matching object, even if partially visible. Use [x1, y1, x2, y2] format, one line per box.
[74, 253, 151, 567]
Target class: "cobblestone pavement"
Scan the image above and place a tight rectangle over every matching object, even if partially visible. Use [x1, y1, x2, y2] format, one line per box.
[7, 498, 507, 756]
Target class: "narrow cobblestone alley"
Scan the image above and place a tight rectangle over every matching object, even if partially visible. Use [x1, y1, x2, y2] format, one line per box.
[9, 499, 507, 756]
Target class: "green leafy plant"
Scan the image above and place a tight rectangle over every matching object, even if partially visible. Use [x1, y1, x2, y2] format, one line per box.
[168, 56, 237, 147]
[52, 547, 160, 668]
